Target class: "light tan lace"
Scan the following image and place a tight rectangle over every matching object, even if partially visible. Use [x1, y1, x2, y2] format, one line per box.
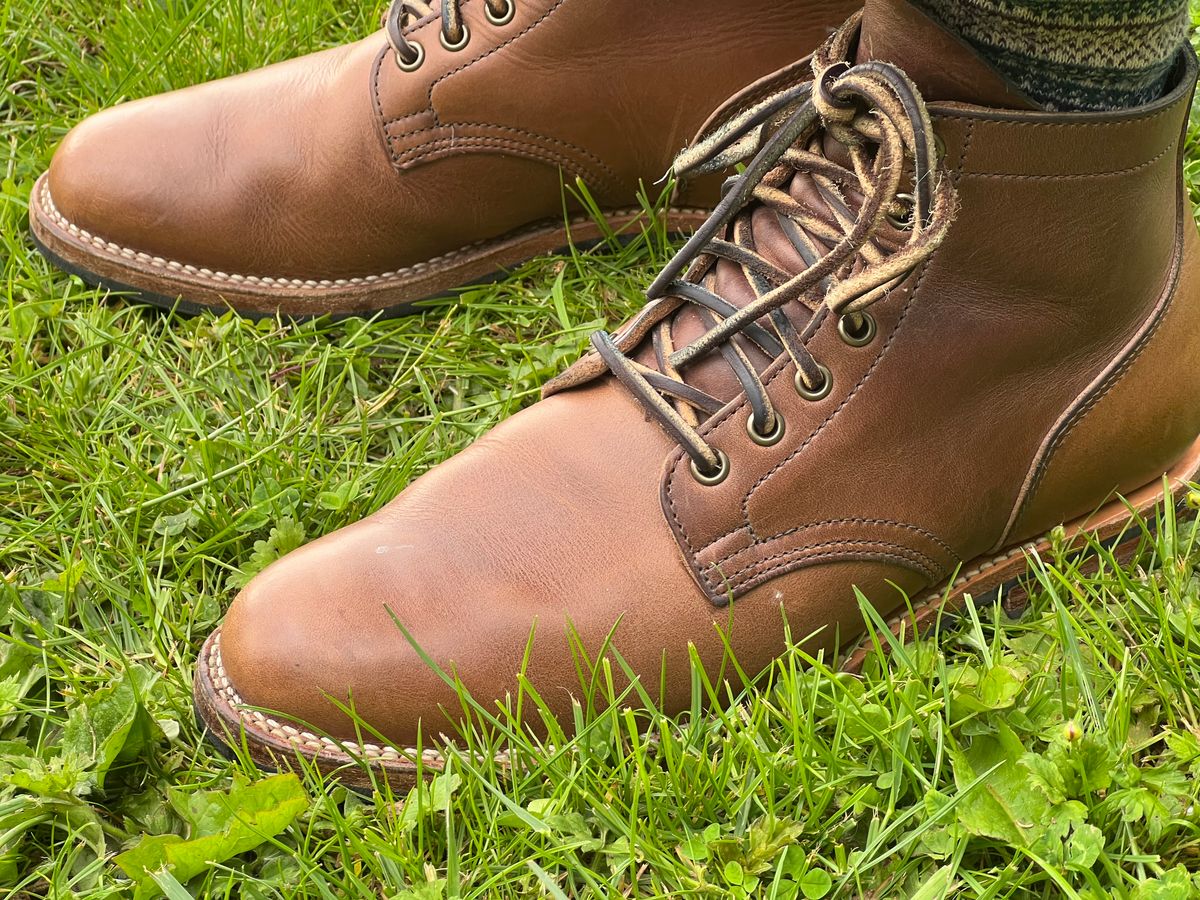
[586, 14, 959, 482]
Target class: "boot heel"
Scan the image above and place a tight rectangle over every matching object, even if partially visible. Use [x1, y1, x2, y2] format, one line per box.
[844, 433, 1200, 672]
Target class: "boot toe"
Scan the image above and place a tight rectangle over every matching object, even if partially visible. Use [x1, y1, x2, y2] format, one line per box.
[212, 506, 491, 754]
[37, 38, 391, 286]
[43, 98, 200, 265]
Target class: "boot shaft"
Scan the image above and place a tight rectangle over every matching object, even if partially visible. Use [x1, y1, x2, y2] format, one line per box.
[655, 5, 1200, 600]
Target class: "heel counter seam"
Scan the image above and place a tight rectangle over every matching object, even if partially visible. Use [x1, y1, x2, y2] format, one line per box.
[994, 193, 1187, 551]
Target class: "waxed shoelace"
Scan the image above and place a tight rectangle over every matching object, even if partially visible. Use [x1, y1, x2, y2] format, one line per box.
[592, 13, 958, 482]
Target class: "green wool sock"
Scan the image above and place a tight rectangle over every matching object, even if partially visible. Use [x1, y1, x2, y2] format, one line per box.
[912, 0, 1191, 110]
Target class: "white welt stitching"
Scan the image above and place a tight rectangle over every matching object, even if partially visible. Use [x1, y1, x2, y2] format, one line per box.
[207, 632, 458, 765]
[38, 180, 708, 293]
[208, 543, 1044, 766]
[882, 541, 1037, 629]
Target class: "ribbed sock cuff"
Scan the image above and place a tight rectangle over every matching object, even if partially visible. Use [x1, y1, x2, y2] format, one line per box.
[914, 0, 1190, 110]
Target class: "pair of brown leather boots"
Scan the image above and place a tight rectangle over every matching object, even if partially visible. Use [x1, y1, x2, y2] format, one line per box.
[34, 0, 1200, 790]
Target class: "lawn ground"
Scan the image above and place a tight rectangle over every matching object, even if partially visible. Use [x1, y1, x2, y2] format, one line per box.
[5, 2, 1200, 897]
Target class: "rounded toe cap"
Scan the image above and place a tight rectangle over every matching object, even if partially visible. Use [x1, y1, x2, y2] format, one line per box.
[44, 102, 186, 254]
[213, 519, 467, 750]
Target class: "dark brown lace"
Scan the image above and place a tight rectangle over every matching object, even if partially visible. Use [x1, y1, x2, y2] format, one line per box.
[386, 0, 516, 68]
[590, 17, 958, 483]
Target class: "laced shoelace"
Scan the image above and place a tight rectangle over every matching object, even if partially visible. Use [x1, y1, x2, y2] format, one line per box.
[588, 15, 958, 485]
[385, 0, 516, 70]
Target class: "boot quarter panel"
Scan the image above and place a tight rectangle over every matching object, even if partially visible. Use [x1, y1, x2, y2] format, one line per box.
[1001, 59, 1200, 543]
[372, 0, 852, 204]
[660, 69, 1193, 607]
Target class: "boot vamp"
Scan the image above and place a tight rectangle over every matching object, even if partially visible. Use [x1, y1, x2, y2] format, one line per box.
[219, 377, 901, 746]
[46, 36, 451, 281]
[222, 380, 693, 744]
[45, 33, 582, 282]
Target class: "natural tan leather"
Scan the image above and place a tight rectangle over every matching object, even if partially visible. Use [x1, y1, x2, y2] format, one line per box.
[213, 0, 1200, 749]
[32, 0, 855, 315]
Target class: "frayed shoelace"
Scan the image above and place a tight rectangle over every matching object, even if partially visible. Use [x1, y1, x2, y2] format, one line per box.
[587, 14, 958, 484]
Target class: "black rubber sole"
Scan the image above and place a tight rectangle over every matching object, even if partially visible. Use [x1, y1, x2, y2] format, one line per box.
[32, 229, 455, 322]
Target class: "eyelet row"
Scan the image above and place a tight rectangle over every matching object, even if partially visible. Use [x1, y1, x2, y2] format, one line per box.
[689, 312, 878, 486]
[690, 450, 730, 486]
[886, 193, 915, 231]
[396, 0, 515, 70]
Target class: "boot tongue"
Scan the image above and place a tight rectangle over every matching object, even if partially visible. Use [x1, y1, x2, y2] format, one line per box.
[855, 0, 1042, 109]
[639, 1, 1041, 410]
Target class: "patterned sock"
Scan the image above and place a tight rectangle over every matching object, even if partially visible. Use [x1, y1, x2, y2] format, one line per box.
[911, 0, 1191, 110]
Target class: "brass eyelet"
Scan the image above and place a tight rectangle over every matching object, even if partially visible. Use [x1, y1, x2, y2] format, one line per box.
[690, 450, 730, 486]
[486, 0, 516, 26]
[439, 24, 471, 51]
[886, 192, 915, 231]
[395, 41, 425, 72]
[747, 412, 785, 447]
[795, 364, 832, 402]
[837, 312, 876, 348]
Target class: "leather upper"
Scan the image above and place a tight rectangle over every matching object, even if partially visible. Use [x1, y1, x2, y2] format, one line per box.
[45, 0, 854, 281]
[217, 0, 1200, 747]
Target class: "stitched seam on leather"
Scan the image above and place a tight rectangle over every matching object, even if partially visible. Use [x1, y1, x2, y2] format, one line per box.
[713, 541, 944, 585]
[387, 121, 619, 188]
[739, 287, 923, 526]
[697, 516, 960, 562]
[999, 143, 1185, 544]
[371, 44, 387, 126]
[962, 143, 1172, 180]
[372, 0, 571, 176]
[1019, 313, 1168, 512]
[393, 135, 589, 174]
[379, 0, 567, 129]
[933, 103, 1179, 129]
[418, 0, 567, 118]
[714, 549, 940, 598]
[37, 180, 706, 291]
[206, 633, 455, 765]
[663, 307, 831, 555]
[388, 134, 615, 190]
[705, 539, 944, 588]
[724, 551, 938, 594]
[664, 266, 929, 560]
[955, 120, 976, 182]
[664, 447, 701, 558]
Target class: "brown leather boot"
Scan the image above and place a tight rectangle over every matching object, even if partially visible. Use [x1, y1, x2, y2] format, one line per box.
[29, 0, 854, 318]
[195, 0, 1200, 790]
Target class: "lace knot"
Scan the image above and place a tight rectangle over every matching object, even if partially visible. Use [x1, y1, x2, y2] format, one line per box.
[556, 13, 960, 481]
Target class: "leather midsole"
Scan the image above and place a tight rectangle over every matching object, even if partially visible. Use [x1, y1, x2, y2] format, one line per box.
[842, 431, 1200, 672]
[30, 173, 711, 316]
[196, 433, 1200, 785]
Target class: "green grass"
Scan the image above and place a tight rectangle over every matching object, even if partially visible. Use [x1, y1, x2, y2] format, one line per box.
[5, 1, 1200, 897]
